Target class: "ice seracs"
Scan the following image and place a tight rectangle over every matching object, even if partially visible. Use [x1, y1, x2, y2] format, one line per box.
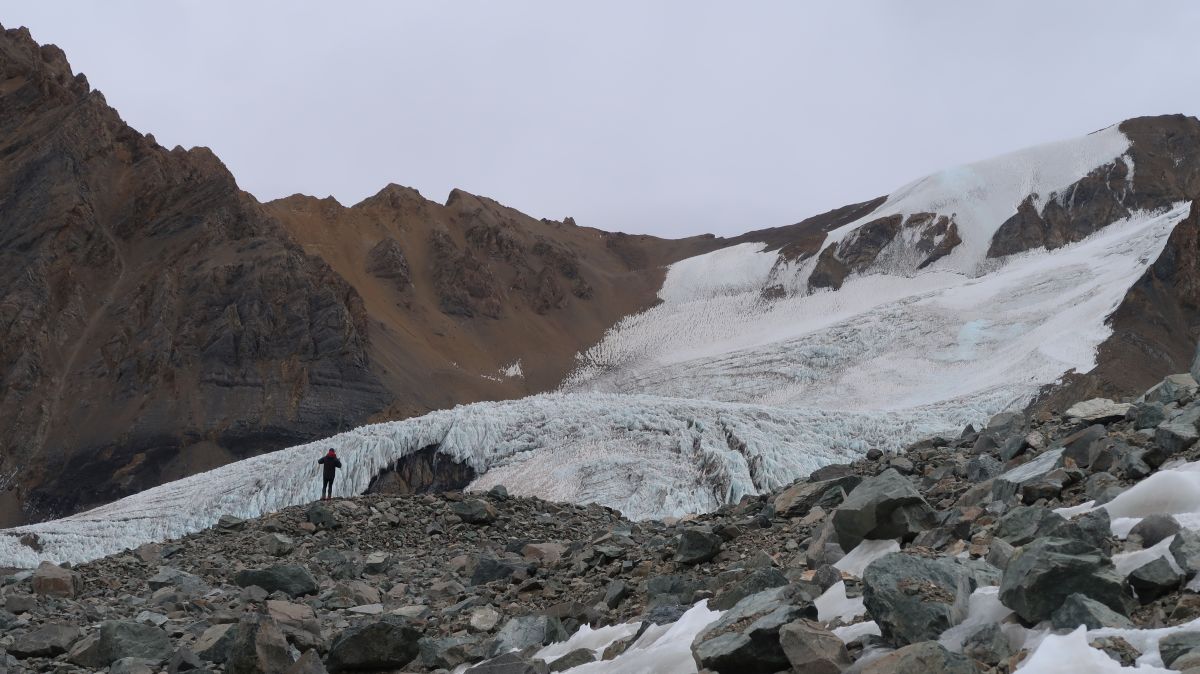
[0, 126, 1191, 569]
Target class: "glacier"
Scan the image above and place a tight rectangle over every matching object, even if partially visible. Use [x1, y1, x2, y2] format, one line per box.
[0, 125, 1192, 568]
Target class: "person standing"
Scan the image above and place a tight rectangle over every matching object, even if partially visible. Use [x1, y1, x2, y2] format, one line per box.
[317, 448, 342, 501]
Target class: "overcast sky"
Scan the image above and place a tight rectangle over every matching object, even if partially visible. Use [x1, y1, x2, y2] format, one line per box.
[6, 2, 1200, 237]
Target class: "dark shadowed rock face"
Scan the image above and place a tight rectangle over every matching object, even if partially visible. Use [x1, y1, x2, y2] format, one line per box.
[990, 115, 1200, 258]
[0, 26, 390, 522]
[365, 446, 477, 495]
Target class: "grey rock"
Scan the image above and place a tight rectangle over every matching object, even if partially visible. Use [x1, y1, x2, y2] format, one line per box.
[1065, 400, 1131, 424]
[965, 455, 1002, 483]
[861, 553, 970, 646]
[1050, 593, 1135, 629]
[1129, 557, 1184, 603]
[148, 567, 210, 596]
[227, 614, 294, 674]
[418, 634, 484, 670]
[326, 616, 421, 672]
[998, 537, 1130, 623]
[99, 620, 172, 665]
[233, 565, 318, 598]
[961, 623, 1012, 667]
[993, 506, 1066, 546]
[1134, 401, 1167, 429]
[285, 649, 328, 674]
[986, 538, 1016, 571]
[487, 615, 568, 658]
[992, 448, 1064, 503]
[774, 475, 863, 518]
[712, 568, 789, 611]
[262, 533, 296, 557]
[67, 633, 104, 668]
[1172, 529, 1200, 578]
[1160, 630, 1200, 668]
[831, 469, 935, 549]
[857, 641, 979, 674]
[675, 528, 723, 565]
[1156, 404, 1200, 454]
[305, 504, 338, 529]
[1145, 373, 1199, 404]
[779, 619, 852, 673]
[603, 580, 631, 609]
[1128, 514, 1181, 548]
[548, 648, 595, 672]
[193, 623, 237, 663]
[691, 585, 818, 673]
[9, 623, 81, 658]
[466, 652, 550, 674]
[111, 658, 159, 674]
[646, 575, 704, 608]
[168, 647, 203, 673]
[217, 514, 246, 530]
[453, 499, 499, 524]
[1059, 424, 1107, 467]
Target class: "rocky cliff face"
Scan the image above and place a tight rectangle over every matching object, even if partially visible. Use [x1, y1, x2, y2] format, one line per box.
[0, 26, 393, 521]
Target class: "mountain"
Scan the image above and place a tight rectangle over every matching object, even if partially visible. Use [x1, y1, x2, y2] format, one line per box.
[0, 25, 725, 524]
[5, 23, 1200, 547]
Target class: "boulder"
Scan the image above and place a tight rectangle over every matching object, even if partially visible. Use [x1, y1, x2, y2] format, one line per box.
[857, 641, 978, 674]
[285, 649, 329, 674]
[1172, 529, 1200, 578]
[774, 475, 862, 518]
[861, 553, 970, 646]
[227, 614, 293, 674]
[991, 448, 1064, 503]
[675, 528, 723, 564]
[98, 620, 173, 665]
[998, 537, 1130, 623]
[1058, 425, 1107, 467]
[306, 504, 338, 529]
[690, 585, 818, 673]
[234, 564, 318, 597]
[1134, 401, 1167, 430]
[10, 623, 81, 658]
[712, 568, 789, 611]
[263, 533, 296, 557]
[1160, 631, 1200, 669]
[148, 567, 210, 596]
[326, 616, 421, 672]
[831, 469, 935, 549]
[168, 647, 203, 673]
[194, 623, 237, 663]
[993, 506, 1066, 546]
[1156, 404, 1200, 454]
[217, 514, 246, 530]
[487, 615, 568, 657]
[111, 658, 159, 674]
[31, 561, 81, 598]
[453, 499, 499, 524]
[1128, 557, 1184, 603]
[1129, 514, 1181, 548]
[778, 619, 852, 673]
[1064, 400, 1131, 424]
[1145, 373, 1199, 404]
[960, 623, 1012, 667]
[470, 606, 502, 632]
[1050, 593, 1135, 629]
[548, 648, 596, 672]
[467, 652, 550, 674]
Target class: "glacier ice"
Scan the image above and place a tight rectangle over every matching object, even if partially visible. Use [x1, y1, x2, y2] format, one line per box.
[0, 126, 1191, 568]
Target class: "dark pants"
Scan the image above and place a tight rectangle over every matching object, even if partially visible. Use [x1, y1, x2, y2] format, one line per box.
[322, 476, 334, 499]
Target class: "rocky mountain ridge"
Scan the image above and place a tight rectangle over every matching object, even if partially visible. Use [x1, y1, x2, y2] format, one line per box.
[6, 20, 1200, 544]
[6, 370, 1200, 672]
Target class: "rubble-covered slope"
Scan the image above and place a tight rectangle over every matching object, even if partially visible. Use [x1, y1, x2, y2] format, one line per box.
[6, 373, 1200, 673]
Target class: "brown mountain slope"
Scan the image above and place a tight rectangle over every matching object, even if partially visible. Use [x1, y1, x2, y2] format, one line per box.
[264, 187, 722, 416]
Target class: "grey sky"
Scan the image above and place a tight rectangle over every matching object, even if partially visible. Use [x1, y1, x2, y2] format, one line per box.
[6, 2, 1200, 237]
